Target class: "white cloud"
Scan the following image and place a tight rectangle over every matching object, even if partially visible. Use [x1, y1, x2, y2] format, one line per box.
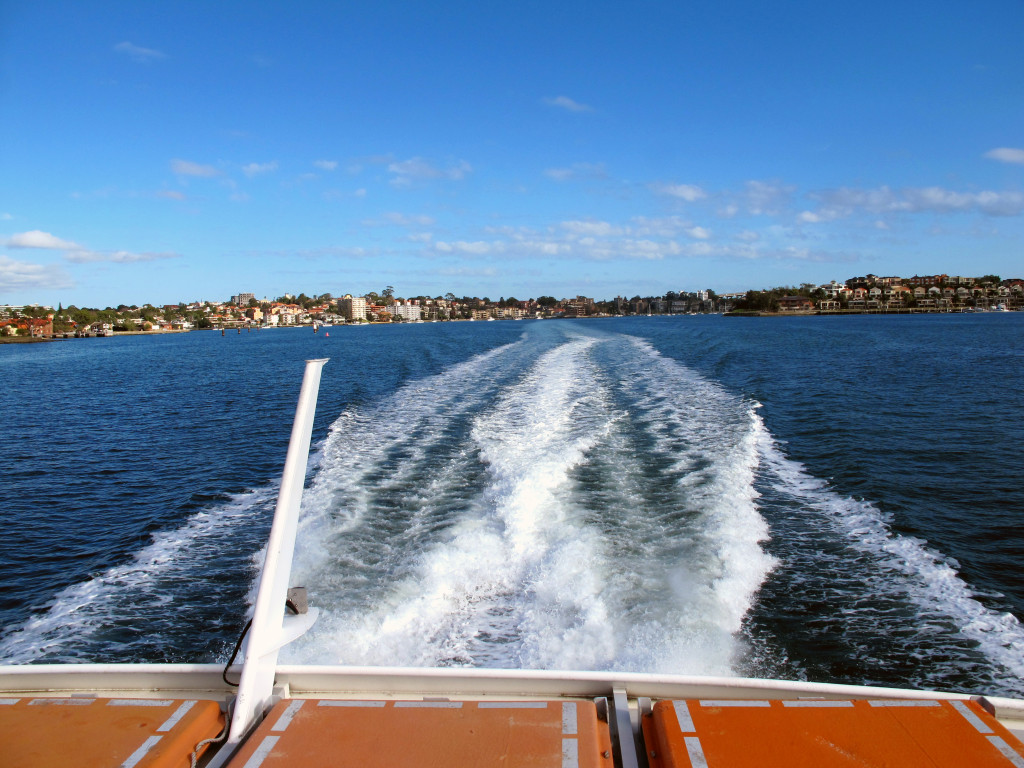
[354, 188, 367, 198]
[156, 190, 186, 200]
[984, 147, 1024, 165]
[242, 161, 278, 177]
[171, 159, 221, 177]
[652, 183, 707, 201]
[64, 250, 180, 264]
[544, 163, 607, 182]
[685, 226, 712, 239]
[812, 185, 1024, 217]
[364, 212, 436, 228]
[1, 213, 12, 221]
[314, 159, 339, 171]
[388, 157, 472, 186]
[435, 240, 495, 255]
[6, 230, 81, 250]
[114, 41, 166, 63]
[735, 230, 760, 242]
[743, 180, 794, 215]
[561, 220, 625, 237]
[0, 256, 74, 292]
[543, 95, 593, 113]
[630, 216, 689, 237]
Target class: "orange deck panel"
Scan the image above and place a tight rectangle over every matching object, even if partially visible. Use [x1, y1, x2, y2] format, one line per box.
[226, 698, 614, 768]
[642, 697, 1024, 768]
[0, 696, 224, 768]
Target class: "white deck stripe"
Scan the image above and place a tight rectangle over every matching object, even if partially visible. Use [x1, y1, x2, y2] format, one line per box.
[700, 700, 770, 707]
[318, 700, 386, 707]
[0, 699, 19, 705]
[479, 702, 548, 709]
[563, 702, 578, 734]
[987, 736, 1024, 768]
[109, 699, 174, 707]
[673, 700, 696, 733]
[121, 735, 162, 768]
[869, 700, 939, 707]
[29, 698, 93, 706]
[394, 701, 463, 708]
[242, 735, 280, 768]
[783, 700, 854, 708]
[562, 737, 579, 768]
[950, 700, 993, 734]
[272, 699, 305, 732]
[684, 736, 709, 768]
[158, 700, 195, 732]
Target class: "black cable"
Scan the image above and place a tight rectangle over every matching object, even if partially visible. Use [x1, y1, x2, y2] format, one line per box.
[222, 618, 253, 687]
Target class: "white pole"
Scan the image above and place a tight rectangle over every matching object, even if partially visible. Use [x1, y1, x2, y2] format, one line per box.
[226, 358, 328, 745]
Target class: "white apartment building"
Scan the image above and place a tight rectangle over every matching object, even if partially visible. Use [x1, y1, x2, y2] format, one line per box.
[389, 302, 422, 322]
[339, 294, 368, 321]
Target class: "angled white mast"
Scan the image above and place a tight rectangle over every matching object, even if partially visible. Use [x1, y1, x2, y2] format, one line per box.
[225, 358, 328, 747]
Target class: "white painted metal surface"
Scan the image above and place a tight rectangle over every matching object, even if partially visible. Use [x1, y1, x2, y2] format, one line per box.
[228, 358, 327, 746]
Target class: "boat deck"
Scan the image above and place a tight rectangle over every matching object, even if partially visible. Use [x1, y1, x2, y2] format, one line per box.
[3, 666, 1024, 768]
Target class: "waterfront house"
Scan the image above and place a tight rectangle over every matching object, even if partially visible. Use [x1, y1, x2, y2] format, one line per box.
[778, 296, 814, 312]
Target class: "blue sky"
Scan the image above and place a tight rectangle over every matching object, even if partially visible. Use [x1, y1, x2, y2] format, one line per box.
[1, 1, 1022, 307]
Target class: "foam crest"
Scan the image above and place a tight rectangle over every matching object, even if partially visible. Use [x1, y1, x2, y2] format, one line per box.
[757, 431, 1024, 688]
[0, 486, 278, 663]
[286, 333, 618, 667]
[594, 336, 776, 674]
[286, 327, 777, 677]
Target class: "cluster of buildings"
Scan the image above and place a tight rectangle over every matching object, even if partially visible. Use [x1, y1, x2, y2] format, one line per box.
[2, 273, 1021, 339]
[773, 274, 1024, 313]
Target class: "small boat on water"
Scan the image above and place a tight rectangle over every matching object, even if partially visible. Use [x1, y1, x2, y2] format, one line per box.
[2, 359, 1023, 768]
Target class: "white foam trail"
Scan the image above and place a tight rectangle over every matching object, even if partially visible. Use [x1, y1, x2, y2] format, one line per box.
[287, 333, 615, 666]
[603, 337, 777, 674]
[757, 431, 1024, 683]
[0, 487, 277, 662]
[286, 328, 778, 678]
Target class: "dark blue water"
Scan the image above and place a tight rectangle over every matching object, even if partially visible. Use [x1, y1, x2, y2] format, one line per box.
[1, 317, 1021, 697]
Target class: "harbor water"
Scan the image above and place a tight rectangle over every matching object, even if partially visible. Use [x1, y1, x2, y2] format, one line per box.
[1, 315, 1022, 697]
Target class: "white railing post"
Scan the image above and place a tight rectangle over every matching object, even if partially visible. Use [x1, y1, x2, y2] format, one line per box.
[225, 358, 328, 745]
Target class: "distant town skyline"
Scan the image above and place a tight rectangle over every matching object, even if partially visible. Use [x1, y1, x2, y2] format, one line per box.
[2, 1, 1022, 308]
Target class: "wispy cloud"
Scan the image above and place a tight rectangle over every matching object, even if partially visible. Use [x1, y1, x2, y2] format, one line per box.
[156, 190, 186, 201]
[363, 212, 436, 228]
[543, 95, 593, 113]
[5, 230, 82, 250]
[113, 42, 166, 63]
[544, 163, 607, 182]
[651, 182, 707, 202]
[0, 256, 74, 292]
[432, 215, 724, 263]
[1, 213, 12, 221]
[984, 147, 1024, 165]
[388, 157, 472, 186]
[314, 159, 338, 171]
[242, 161, 278, 177]
[742, 180, 795, 215]
[171, 159, 221, 177]
[560, 220, 626, 237]
[810, 185, 1024, 217]
[64, 250, 180, 264]
[435, 240, 495, 255]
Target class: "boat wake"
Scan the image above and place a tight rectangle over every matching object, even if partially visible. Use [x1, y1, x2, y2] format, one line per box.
[285, 327, 776, 675]
[4, 321, 1021, 698]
